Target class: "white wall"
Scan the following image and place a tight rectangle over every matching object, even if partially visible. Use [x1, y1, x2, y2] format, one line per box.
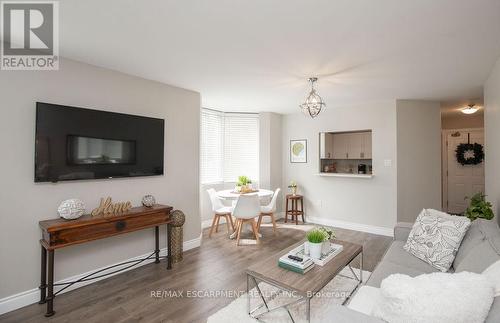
[281, 101, 397, 234]
[396, 100, 442, 223]
[260, 112, 283, 210]
[441, 111, 484, 129]
[485, 56, 500, 225]
[0, 58, 201, 299]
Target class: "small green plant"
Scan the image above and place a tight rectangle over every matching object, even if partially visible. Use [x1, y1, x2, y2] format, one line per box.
[307, 229, 326, 244]
[237, 175, 252, 186]
[288, 180, 297, 189]
[318, 227, 335, 240]
[464, 193, 494, 221]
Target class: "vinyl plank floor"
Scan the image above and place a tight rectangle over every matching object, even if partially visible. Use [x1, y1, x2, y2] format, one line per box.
[0, 221, 391, 323]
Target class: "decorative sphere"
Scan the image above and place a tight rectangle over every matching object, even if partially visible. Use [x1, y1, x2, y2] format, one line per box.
[142, 195, 156, 207]
[170, 210, 186, 227]
[58, 199, 85, 220]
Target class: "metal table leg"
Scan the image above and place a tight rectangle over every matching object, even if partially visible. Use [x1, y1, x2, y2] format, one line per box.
[155, 226, 160, 264]
[247, 274, 251, 315]
[305, 297, 311, 323]
[38, 245, 47, 304]
[360, 251, 363, 283]
[45, 250, 55, 317]
[247, 274, 309, 322]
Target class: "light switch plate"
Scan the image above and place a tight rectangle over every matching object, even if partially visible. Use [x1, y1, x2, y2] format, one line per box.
[384, 159, 392, 167]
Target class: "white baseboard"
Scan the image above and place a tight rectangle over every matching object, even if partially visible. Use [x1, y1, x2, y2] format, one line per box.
[201, 218, 215, 229]
[0, 234, 202, 315]
[307, 216, 394, 237]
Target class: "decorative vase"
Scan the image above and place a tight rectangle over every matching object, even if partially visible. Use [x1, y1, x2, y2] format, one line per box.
[58, 199, 85, 220]
[141, 195, 156, 207]
[309, 241, 323, 260]
[322, 241, 331, 254]
[304, 241, 310, 255]
[291, 186, 297, 196]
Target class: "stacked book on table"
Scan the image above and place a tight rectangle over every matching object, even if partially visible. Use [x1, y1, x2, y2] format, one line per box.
[278, 254, 314, 274]
[278, 242, 345, 274]
[290, 242, 344, 266]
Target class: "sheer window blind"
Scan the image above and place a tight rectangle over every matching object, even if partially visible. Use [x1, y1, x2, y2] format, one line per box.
[200, 109, 259, 184]
[200, 109, 224, 184]
[223, 113, 259, 182]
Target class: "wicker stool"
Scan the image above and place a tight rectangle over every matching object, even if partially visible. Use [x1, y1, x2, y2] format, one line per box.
[169, 210, 185, 264]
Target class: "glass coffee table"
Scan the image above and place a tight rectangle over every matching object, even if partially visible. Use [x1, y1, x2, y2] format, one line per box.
[246, 240, 363, 322]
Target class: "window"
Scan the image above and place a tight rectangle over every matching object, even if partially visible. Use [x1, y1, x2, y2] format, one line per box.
[200, 109, 259, 184]
[200, 109, 224, 184]
[223, 113, 259, 182]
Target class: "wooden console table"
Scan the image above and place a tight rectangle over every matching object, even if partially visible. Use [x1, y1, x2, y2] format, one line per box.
[38, 204, 173, 317]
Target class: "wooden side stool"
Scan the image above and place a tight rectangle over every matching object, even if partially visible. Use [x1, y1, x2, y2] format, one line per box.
[285, 194, 304, 224]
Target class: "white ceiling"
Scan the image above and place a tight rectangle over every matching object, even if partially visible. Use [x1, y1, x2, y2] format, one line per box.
[57, 0, 500, 113]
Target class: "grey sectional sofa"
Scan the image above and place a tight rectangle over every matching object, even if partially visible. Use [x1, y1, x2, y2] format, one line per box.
[323, 219, 500, 322]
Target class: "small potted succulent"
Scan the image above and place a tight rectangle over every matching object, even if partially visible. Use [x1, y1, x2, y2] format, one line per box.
[306, 228, 326, 259]
[288, 180, 298, 195]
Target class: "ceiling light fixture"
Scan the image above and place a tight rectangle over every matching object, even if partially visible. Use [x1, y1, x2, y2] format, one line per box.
[300, 77, 325, 118]
[461, 104, 479, 115]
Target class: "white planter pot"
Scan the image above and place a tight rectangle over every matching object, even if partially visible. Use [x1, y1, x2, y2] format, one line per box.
[309, 242, 323, 260]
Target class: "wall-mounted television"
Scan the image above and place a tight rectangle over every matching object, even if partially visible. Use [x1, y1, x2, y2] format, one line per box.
[35, 102, 164, 183]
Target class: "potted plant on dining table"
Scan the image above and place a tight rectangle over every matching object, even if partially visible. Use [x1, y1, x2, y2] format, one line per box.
[235, 175, 253, 193]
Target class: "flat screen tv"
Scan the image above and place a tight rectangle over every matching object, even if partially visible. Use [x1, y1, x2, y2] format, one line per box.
[35, 102, 164, 183]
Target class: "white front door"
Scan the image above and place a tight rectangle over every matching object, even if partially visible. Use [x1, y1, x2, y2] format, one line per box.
[446, 129, 484, 214]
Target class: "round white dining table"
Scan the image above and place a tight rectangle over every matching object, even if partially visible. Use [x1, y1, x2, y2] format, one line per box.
[215, 188, 274, 200]
[216, 189, 274, 243]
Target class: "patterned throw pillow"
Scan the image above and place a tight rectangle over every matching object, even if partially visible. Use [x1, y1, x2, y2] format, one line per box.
[404, 209, 471, 272]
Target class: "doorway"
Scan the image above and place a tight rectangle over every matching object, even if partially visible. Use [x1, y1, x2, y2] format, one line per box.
[442, 128, 485, 214]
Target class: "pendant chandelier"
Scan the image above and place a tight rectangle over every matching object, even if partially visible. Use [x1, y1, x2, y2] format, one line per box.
[300, 77, 325, 118]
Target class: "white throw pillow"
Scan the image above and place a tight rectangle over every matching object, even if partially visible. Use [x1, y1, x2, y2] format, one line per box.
[372, 272, 495, 323]
[404, 209, 471, 272]
[483, 259, 500, 297]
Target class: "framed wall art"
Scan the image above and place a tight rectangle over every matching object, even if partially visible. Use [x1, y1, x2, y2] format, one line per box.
[290, 139, 307, 163]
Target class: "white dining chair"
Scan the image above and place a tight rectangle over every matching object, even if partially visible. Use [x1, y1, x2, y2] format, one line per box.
[207, 188, 234, 237]
[232, 194, 261, 246]
[257, 188, 281, 234]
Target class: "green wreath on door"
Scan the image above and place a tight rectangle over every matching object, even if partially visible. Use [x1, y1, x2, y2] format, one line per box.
[455, 143, 484, 166]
